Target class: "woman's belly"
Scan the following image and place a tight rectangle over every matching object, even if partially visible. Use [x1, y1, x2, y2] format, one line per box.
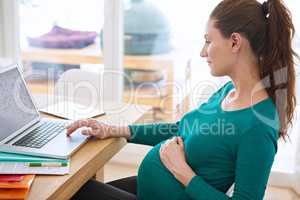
[137, 142, 189, 200]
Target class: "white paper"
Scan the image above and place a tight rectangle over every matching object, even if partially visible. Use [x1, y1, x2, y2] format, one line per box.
[39, 101, 105, 120]
[0, 162, 69, 175]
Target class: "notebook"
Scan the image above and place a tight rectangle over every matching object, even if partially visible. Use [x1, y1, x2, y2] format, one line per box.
[0, 175, 24, 182]
[0, 188, 29, 199]
[0, 152, 69, 175]
[0, 175, 34, 189]
[0, 175, 35, 200]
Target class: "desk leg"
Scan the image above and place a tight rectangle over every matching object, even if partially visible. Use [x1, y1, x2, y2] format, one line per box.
[93, 167, 104, 182]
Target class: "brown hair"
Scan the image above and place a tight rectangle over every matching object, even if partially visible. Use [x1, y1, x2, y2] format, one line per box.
[210, 0, 299, 139]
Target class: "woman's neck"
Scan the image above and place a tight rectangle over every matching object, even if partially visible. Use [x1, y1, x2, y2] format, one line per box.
[228, 64, 269, 102]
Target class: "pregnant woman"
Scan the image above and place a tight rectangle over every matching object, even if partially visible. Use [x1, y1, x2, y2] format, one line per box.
[68, 0, 299, 199]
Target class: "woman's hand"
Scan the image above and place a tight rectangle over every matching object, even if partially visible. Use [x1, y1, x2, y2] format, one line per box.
[159, 136, 196, 187]
[66, 118, 131, 139]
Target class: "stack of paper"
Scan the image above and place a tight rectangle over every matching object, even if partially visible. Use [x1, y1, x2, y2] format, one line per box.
[0, 174, 35, 199]
[0, 152, 69, 175]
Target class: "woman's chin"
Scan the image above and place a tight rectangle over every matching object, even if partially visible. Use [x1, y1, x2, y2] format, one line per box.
[210, 71, 217, 76]
[209, 69, 223, 77]
[209, 66, 216, 75]
[208, 64, 222, 76]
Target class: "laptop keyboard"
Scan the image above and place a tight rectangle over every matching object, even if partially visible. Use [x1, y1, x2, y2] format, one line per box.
[13, 121, 66, 149]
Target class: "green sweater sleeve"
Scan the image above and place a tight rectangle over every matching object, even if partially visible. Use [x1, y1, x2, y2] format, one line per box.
[128, 122, 180, 146]
[184, 125, 277, 200]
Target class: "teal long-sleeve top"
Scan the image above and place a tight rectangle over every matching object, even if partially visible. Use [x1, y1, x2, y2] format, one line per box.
[128, 81, 280, 200]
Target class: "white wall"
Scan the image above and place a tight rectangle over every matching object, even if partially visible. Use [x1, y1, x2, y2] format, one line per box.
[0, 0, 20, 64]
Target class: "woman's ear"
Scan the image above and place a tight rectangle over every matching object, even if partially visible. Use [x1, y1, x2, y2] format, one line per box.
[230, 32, 242, 53]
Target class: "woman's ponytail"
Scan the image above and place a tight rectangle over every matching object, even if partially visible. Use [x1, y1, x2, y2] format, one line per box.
[260, 0, 299, 139]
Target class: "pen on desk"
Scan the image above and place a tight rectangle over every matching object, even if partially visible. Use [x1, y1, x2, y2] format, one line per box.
[28, 162, 68, 167]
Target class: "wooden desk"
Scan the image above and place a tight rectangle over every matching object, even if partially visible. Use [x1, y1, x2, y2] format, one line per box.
[27, 94, 152, 200]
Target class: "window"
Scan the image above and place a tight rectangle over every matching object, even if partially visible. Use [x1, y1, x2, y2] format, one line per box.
[19, 0, 104, 95]
[18, 0, 123, 106]
[121, 0, 218, 119]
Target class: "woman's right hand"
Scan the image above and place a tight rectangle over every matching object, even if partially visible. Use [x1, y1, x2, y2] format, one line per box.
[66, 118, 131, 140]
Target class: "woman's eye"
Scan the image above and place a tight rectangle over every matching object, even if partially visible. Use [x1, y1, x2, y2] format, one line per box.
[205, 40, 211, 44]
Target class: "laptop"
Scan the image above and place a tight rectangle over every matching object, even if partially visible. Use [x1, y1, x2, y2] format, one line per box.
[0, 64, 88, 159]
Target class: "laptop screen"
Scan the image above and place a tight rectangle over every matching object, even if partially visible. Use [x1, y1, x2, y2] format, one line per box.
[0, 66, 39, 141]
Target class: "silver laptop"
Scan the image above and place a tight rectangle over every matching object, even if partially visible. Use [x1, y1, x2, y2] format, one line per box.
[0, 64, 88, 159]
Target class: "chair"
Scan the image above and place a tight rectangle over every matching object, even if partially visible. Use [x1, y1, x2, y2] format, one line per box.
[54, 68, 104, 109]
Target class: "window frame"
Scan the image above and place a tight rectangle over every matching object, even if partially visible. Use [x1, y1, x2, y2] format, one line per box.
[0, 0, 20, 64]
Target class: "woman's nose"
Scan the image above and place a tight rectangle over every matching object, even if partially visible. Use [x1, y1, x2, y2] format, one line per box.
[200, 46, 208, 57]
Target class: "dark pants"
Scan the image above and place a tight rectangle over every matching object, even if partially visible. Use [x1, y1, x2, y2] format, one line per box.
[71, 176, 138, 200]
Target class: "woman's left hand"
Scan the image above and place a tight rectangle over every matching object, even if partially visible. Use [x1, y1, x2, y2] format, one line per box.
[159, 136, 196, 186]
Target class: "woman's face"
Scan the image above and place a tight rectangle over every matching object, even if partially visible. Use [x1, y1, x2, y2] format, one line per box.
[200, 20, 236, 77]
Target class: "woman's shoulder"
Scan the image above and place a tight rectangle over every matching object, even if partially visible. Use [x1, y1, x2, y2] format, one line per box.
[233, 98, 280, 150]
[249, 98, 280, 134]
[240, 121, 279, 153]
